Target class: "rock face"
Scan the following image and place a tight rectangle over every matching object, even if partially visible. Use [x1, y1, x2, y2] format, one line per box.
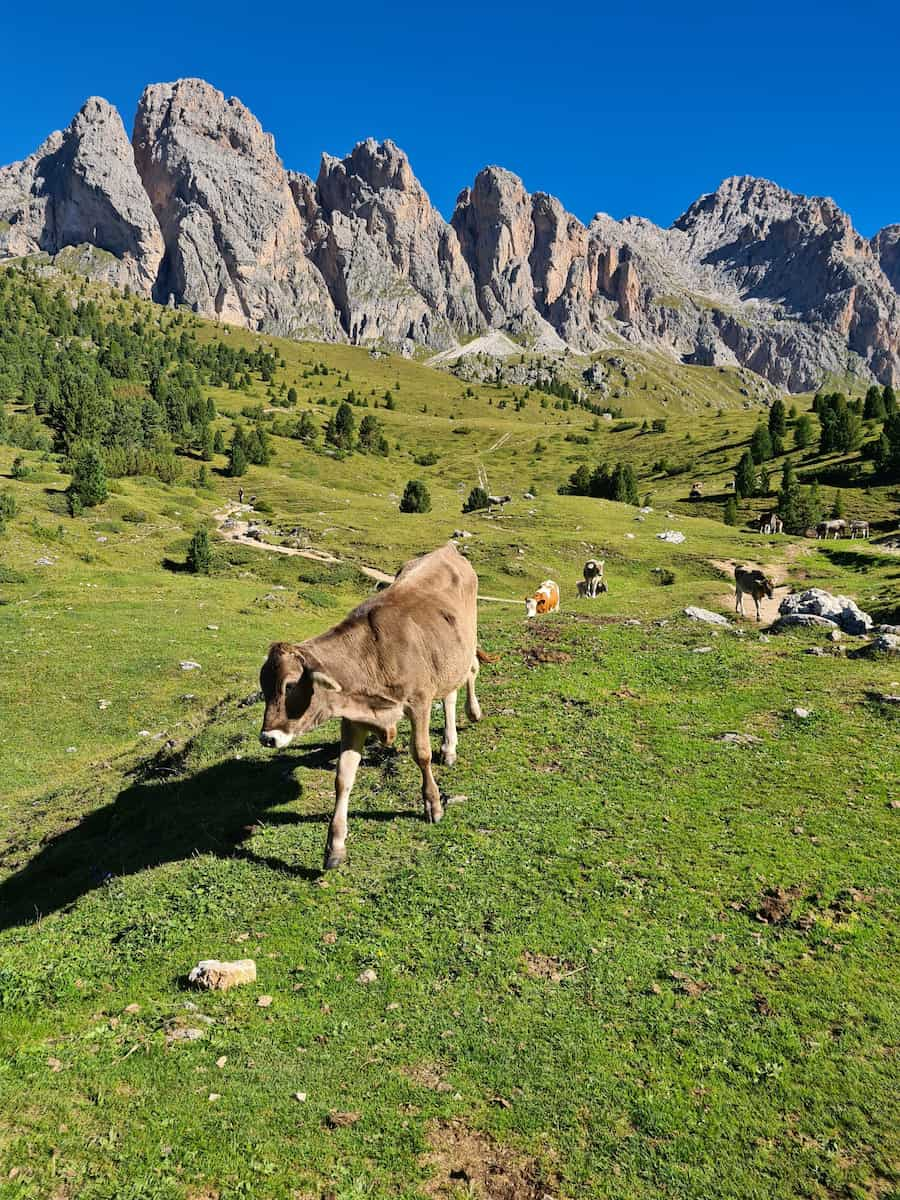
[2, 78, 899, 386]
[132, 78, 341, 340]
[0, 97, 163, 291]
[312, 139, 482, 349]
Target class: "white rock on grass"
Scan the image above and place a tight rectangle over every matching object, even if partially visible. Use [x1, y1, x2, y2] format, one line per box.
[657, 530, 685, 544]
[188, 959, 257, 991]
[180, 661, 202, 671]
[684, 606, 731, 627]
[356, 968, 378, 985]
[777, 589, 872, 636]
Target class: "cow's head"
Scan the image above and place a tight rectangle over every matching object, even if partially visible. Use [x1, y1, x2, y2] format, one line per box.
[762, 576, 775, 599]
[259, 642, 342, 749]
[525, 595, 538, 619]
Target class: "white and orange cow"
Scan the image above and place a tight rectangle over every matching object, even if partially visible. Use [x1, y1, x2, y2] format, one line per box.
[525, 580, 561, 619]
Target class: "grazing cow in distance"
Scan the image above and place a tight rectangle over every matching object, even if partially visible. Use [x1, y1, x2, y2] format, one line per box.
[525, 580, 560, 618]
[849, 520, 870, 538]
[259, 543, 494, 869]
[579, 559, 606, 598]
[758, 511, 784, 535]
[817, 519, 847, 539]
[734, 565, 775, 621]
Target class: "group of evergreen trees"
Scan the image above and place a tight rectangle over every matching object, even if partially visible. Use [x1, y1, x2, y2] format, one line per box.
[0, 267, 276, 493]
[562, 461, 640, 505]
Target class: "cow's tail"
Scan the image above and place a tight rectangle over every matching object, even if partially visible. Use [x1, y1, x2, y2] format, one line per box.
[476, 647, 500, 664]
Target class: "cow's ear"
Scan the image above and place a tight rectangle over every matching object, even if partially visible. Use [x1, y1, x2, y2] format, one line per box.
[310, 669, 342, 692]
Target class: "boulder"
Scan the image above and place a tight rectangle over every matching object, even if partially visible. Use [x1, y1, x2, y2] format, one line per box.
[850, 633, 900, 658]
[658, 530, 686, 544]
[777, 588, 873, 636]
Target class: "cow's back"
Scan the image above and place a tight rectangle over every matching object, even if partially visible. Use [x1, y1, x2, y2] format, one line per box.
[309, 545, 479, 700]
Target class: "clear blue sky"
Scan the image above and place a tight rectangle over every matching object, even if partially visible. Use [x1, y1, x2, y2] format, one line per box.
[4, 0, 898, 235]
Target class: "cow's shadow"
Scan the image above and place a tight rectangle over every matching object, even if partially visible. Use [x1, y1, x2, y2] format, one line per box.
[0, 744, 412, 932]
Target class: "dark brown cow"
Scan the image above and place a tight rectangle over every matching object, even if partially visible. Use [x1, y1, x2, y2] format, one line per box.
[734, 565, 775, 621]
[259, 544, 491, 869]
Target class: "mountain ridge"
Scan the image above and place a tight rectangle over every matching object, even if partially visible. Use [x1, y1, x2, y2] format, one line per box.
[1, 77, 898, 392]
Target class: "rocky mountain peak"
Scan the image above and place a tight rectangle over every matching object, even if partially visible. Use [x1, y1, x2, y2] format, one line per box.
[1, 78, 898, 387]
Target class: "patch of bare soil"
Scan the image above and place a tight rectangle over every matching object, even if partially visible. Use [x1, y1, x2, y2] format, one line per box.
[522, 648, 573, 667]
[522, 952, 577, 982]
[421, 1120, 557, 1199]
[400, 1063, 453, 1093]
[755, 885, 801, 925]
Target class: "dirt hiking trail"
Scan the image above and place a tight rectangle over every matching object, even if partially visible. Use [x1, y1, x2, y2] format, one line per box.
[212, 505, 519, 605]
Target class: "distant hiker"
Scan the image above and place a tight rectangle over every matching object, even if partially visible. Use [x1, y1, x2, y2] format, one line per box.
[239, 487, 244, 505]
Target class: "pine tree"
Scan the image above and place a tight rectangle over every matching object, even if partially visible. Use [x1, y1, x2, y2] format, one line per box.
[735, 450, 757, 498]
[228, 425, 248, 477]
[750, 424, 773, 462]
[794, 414, 813, 450]
[864, 385, 886, 421]
[883, 385, 897, 417]
[768, 398, 787, 438]
[186, 527, 211, 574]
[399, 479, 431, 513]
[68, 444, 107, 507]
[463, 486, 489, 513]
[723, 494, 738, 526]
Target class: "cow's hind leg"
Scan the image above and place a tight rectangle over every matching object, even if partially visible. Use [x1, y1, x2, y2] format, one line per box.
[324, 719, 367, 870]
[441, 689, 458, 766]
[409, 704, 443, 824]
[465, 658, 483, 723]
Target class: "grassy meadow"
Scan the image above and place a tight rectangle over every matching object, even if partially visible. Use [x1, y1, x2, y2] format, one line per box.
[0, 276, 898, 1199]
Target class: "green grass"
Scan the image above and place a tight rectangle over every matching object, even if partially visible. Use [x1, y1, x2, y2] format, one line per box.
[1, 283, 899, 1199]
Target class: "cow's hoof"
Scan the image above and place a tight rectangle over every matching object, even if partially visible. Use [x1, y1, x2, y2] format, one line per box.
[424, 804, 443, 824]
[440, 748, 457, 767]
[323, 850, 346, 870]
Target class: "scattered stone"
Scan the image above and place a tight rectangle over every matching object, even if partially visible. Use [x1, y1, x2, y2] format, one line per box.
[657, 530, 685, 544]
[98, 699, 111, 709]
[386, 1002, 401, 1011]
[35, 556, 54, 566]
[850, 633, 900, 658]
[207, 624, 219, 630]
[792, 707, 811, 718]
[806, 647, 826, 656]
[692, 646, 713, 653]
[257, 994, 273, 1007]
[684, 606, 730, 626]
[871, 692, 900, 705]
[137, 730, 151, 737]
[180, 660, 202, 671]
[208, 1093, 221, 1102]
[216, 1056, 227, 1068]
[322, 930, 337, 945]
[446, 794, 468, 805]
[624, 532, 635, 539]
[772, 613, 833, 630]
[188, 959, 257, 991]
[877, 624, 900, 635]
[96, 536, 108, 543]
[326, 1110, 360, 1128]
[167, 1027, 205, 1042]
[716, 732, 763, 746]
[356, 968, 378, 985]
[293, 1091, 307, 1102]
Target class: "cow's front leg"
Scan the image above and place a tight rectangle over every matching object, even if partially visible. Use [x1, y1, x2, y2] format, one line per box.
[441, 690, 458, 766]
[324, 720, 367, 870]
[409, 704, 442, 824]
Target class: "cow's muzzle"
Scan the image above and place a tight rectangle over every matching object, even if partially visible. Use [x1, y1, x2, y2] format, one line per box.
[259, 729, 294, 749]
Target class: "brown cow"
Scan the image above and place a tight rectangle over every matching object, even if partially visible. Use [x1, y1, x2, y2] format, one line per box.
[259, 544, 491, 869]
[734, 565, 775, 621]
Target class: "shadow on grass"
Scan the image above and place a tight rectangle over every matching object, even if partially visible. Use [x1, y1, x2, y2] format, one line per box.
[0, 755, 316, 930]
